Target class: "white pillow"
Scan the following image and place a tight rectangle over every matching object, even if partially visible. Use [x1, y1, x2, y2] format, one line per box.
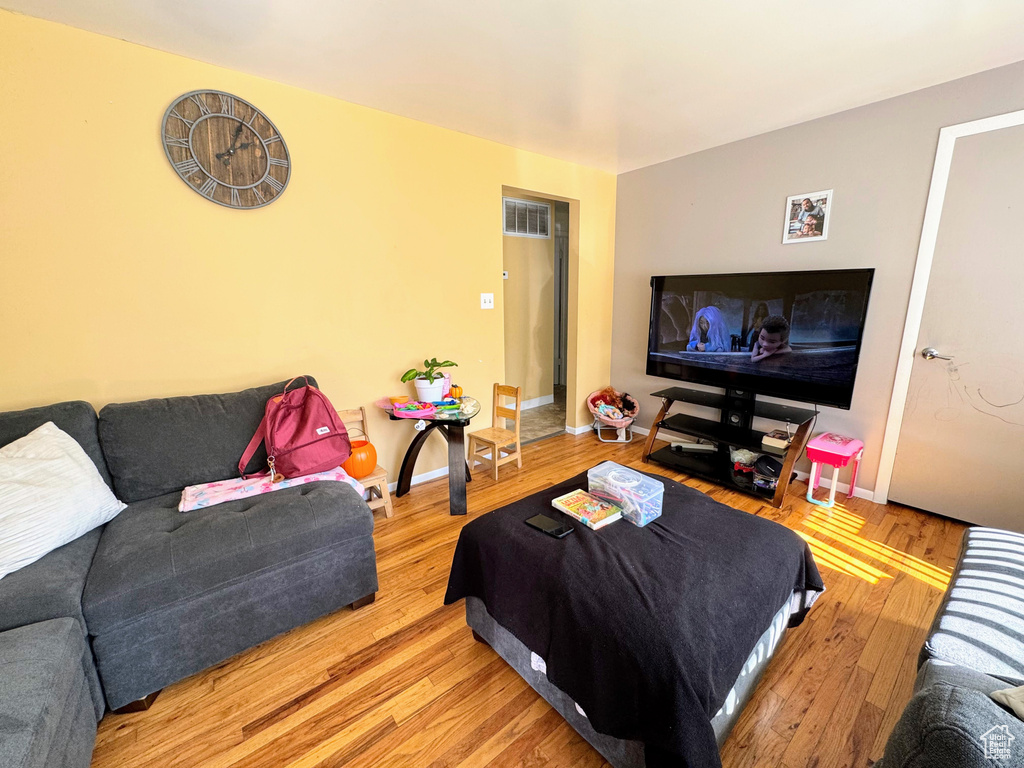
[0, 421, 126, 580]
[992, 685, 1024, 720]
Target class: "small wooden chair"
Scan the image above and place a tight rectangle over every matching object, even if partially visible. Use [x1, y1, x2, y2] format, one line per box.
[467, 384, 523, 481]
[338, 407, 394, 518]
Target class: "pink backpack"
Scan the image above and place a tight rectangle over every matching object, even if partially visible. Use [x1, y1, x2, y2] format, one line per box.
[239, 377, 351, 480]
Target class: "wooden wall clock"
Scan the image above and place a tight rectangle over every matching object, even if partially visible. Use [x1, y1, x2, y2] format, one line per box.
[161, 90, 291, 209]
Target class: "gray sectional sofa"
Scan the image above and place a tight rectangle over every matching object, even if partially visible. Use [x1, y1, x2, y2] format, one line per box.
[0, 378, 378, 768]
[878, 527, 1024, 767]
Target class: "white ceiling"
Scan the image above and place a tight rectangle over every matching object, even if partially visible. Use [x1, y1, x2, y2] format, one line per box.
[6, 0, 1024, 173]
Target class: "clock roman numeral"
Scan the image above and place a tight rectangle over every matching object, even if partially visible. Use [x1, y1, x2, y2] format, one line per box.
[198, 178, 218, 199]
[189, 94, 212, 116]
[174, 158, 201, 177]
[164, 135, 190, 149]
[246, 111, 260, 127]
[265, 175, 284, 193]
[268, 157, 288, 167]
[219, 94, 235, 117]
[169, 108, 194, 128]
[264, 134, 282, 144]
[252, 186, 266, 205]
[230, 188, 241, 207]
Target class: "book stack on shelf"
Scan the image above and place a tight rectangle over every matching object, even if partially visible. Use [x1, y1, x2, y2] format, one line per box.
[761, 428, 793, 457]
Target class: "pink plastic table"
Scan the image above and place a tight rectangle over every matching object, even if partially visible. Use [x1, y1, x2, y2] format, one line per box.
[805, 433, 864, 508]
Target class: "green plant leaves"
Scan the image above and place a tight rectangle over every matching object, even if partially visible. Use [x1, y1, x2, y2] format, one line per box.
[401, 358, 458, 383]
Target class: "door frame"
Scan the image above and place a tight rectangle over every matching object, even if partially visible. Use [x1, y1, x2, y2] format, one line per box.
[874, 107, 1024, 504]
[501, 185, 580, 430]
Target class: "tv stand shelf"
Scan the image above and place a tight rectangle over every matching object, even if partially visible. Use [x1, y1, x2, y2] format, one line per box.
[642, 386, 816, 508]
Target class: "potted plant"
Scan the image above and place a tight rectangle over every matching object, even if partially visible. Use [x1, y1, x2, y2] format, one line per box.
[401, 358, 457, 402]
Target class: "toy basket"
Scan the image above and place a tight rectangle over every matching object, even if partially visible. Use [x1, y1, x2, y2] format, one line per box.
[586, 388, 640, 443]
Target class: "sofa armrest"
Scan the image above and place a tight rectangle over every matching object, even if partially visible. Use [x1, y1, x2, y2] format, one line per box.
[877, 682, 1023, 768]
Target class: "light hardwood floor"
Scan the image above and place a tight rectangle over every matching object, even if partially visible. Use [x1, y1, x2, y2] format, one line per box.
[90, 432, 964, 768]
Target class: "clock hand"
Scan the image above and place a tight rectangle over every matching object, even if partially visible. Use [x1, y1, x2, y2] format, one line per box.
[215, 122, 248, 164]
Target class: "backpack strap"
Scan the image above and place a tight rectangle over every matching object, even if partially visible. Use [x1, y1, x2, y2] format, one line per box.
[238, 412, 269, 479]
[282, 375, 309, 395]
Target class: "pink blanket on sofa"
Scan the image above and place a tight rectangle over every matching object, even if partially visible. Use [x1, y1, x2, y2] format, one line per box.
[178, 469, 365, 512]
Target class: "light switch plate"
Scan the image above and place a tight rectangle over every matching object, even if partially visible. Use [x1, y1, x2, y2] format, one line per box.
[480, 293, 494, 309]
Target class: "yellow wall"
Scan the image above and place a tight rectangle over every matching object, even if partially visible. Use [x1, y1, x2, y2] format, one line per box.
[0, 11, 616, 478]
[502, 222, 555, 403]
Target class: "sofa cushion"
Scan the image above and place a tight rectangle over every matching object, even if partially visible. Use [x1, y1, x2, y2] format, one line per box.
[0, 400, 111, 487]
[97, 377, 316, 503]
[877, 683, 1024, 768]
[0, 529, 106, 718]
[0, 529, 101, 636]
[82, 481, 376, 708]
[915, 659, 1014, 697]
[83, 480, 373, 633]
[0, 618, 98, 768]
[920, 528, 1024, 682]
[0, 402, 112, 715]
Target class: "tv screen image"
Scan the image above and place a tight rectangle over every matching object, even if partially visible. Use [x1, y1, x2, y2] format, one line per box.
[647, 269, 874, 409]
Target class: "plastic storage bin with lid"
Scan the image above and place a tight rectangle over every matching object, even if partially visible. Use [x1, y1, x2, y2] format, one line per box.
[587, 461, 664, 527]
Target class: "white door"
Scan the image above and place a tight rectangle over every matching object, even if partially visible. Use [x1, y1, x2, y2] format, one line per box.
[888, 122, 1024, 528]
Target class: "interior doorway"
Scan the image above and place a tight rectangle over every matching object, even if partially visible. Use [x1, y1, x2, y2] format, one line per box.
[501, 195, 569, 444]
[878, 112, 1024, 527]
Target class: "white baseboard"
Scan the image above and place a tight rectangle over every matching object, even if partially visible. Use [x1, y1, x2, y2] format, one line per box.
[387, 465, 448, 493]
[521, 394, 555, 411]
[383, 430, 875, 503]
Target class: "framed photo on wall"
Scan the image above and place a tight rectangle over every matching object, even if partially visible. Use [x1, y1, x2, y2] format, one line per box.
[783, 189, 832, 244]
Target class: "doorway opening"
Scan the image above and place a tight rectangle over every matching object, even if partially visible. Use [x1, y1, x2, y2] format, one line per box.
[501, 195, 569, 444]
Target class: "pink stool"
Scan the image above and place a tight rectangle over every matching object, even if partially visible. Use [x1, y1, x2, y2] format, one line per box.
[805, 432, 864, 509]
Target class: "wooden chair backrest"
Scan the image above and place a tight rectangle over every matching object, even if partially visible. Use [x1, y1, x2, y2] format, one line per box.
[337, 407, 370, 442]
[492, 384, 522, 436]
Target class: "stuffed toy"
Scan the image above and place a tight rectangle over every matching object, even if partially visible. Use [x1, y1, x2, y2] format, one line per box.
[620, 392, 639, 415]
[597, 402, 623, 420]
[591, 386, 621, 409]
[589, 387, 638, 418]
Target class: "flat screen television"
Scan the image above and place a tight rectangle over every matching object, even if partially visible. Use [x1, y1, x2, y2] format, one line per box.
[647, 268, 874, 410]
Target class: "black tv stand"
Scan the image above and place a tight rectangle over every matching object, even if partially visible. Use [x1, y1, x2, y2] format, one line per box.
[641, 386, 815, 508]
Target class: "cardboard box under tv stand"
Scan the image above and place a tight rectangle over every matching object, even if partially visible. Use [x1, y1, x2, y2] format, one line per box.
[641, 386, 815, 508]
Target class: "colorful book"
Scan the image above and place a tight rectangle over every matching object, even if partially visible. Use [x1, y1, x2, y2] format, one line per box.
[551, 490, 622, 529]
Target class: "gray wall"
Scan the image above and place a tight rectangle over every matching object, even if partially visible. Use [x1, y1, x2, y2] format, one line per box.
[612, 58, 1024, 494]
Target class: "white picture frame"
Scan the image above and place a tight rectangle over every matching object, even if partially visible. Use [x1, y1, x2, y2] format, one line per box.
[783, 189, 833, 244]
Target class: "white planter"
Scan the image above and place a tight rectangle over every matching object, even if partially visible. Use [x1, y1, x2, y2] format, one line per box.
[413, 377, 444, 402]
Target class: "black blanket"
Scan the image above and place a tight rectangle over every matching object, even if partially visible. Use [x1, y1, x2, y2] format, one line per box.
[444, 467, 824, 767]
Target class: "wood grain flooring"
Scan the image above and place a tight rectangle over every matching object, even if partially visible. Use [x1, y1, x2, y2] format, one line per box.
[90, 432, 964, 768]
